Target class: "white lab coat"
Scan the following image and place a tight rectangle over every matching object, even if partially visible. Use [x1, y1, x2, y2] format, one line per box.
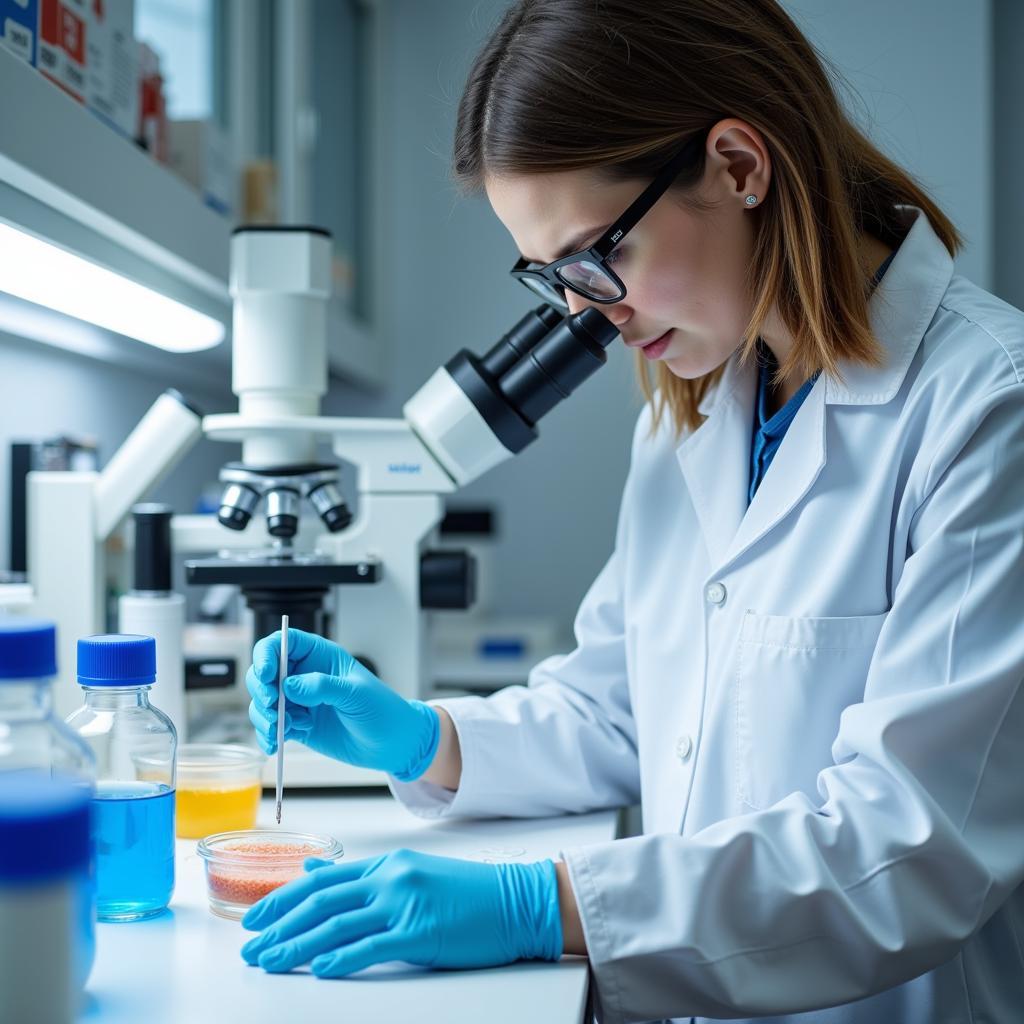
[392, 207, 1024, 1024]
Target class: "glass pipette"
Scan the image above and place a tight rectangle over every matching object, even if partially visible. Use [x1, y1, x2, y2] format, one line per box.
[275, 615, 288, 824]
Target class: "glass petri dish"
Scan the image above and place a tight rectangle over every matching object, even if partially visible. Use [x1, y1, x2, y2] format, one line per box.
[196, 829, 344, 920]
[174, 744, 265, 839]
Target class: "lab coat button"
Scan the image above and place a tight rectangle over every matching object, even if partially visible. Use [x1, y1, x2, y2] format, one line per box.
[705, 581, 727, 605]
[675, 735, 693, 762]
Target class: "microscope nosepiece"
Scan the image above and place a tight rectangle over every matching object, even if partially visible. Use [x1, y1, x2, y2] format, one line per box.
[217, 482, 260, 531]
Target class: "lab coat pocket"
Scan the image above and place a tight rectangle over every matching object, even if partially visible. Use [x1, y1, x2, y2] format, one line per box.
[734, 610, 888, 810]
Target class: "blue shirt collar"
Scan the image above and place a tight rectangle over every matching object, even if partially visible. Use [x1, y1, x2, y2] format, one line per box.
[754, 344, 819, 437]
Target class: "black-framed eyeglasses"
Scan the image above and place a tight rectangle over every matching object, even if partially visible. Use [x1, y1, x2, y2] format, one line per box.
[510, 134, 705, 310]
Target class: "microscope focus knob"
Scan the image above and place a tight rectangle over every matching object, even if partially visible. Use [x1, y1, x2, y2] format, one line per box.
[420, 550, 476, 610]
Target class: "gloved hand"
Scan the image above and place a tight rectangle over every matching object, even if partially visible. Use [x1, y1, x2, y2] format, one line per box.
[245, 629, 441, 782]
[239, 849, 562, 976]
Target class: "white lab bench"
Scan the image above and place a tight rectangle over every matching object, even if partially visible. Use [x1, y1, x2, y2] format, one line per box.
[81, 794, 619, 1024]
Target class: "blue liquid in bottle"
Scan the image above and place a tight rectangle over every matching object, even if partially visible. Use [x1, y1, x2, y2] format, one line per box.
[94, 780, 175, 921]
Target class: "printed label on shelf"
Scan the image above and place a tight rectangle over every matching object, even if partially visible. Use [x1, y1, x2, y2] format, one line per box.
[0, 0, 37, 63]
[86, 0, 136, 137]
[2, 16, 34, 62]
[37, 0, 84, 99]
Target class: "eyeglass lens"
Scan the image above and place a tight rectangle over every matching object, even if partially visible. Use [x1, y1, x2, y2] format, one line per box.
[556, 260, 622, 300]
[522, 275, 568, 307]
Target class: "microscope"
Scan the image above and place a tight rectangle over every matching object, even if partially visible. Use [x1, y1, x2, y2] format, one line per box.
[22, 226, 619, 786]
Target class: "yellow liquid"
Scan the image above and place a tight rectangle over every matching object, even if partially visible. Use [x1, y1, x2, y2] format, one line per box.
[176, 783, 262, 839]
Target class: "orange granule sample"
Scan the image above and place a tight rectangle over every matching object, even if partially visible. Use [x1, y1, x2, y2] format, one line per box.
[207, 842, 321, 905]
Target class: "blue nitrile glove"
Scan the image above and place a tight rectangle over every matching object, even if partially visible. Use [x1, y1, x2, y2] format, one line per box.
[245, 629, 441, 782]
[240, 849, 562, 976]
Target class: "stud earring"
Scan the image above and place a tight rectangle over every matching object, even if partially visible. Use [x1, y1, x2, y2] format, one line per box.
[744, 194, 758, 206]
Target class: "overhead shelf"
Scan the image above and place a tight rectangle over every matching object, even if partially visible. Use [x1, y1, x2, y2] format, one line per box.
[0, 45, 383, 390]
[0, 45, 230, 313]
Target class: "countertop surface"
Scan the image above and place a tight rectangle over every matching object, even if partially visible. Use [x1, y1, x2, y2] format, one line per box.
[82, 792, 618, 1024]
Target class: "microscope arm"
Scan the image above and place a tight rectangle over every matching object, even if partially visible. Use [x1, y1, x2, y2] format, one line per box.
[94, 389, 203, 540]
[26, 389, 202, 719]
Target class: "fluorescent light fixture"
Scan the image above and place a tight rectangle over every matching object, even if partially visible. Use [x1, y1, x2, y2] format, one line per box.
[0, 222, 226, 352]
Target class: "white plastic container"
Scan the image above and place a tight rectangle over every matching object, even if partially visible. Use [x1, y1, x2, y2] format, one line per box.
[118, 504, 187, 740]
[0, 773, 95, 1024]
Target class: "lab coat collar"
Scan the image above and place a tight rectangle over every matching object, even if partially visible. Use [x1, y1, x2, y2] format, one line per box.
[678, 206, 951, 571]
[677, 353, 824, 571]
[827, 206, 953, 405]
[677, 355, 758, 569]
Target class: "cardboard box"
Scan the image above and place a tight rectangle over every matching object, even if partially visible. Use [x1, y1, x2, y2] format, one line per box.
[38, 0, 86, 101]
[86, 0, 136, 138]
[36, 0, 60, 80]
[138, 40, 167, 160]
[241, 159, 278, 224]
[167, 118, 235, 215]
[0, 0, 38, 64]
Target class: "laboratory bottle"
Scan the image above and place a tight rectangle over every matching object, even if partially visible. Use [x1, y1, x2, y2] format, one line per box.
[118, 503, 187, 741]
[66, 634, 177, 922]
[0, 772, 95, 1024]
[0, 618, 96, 781]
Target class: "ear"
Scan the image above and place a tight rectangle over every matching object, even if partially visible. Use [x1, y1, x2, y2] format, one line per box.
[704, 118, 772, 208]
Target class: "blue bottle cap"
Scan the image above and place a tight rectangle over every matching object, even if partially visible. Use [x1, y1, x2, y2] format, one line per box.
[77, 634, 156, 687]
[0, 774, 92, 882]
[0, 619, 58, 680]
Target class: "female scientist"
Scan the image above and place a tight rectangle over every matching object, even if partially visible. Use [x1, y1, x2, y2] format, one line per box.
[240, 1, 1024, 1020]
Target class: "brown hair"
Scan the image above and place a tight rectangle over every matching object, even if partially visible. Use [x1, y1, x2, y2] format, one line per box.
[453, 0, 960, 435]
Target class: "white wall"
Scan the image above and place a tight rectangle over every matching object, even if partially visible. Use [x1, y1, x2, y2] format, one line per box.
[993, 0, 1024, 310]
[785, 0, 992, 287]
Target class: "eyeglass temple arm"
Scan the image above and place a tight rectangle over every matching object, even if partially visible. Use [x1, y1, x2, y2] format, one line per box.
[591, 137, 704, 256]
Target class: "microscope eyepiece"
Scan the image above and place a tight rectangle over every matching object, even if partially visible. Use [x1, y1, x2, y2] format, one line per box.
[408, 304, 619, 484]
[497, 305, 620, 425]
[568, 306, 621, 351]
[480, 304, 563, 380]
